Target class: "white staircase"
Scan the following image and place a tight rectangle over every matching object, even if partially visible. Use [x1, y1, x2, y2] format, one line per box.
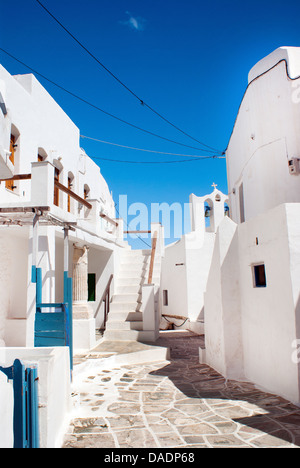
[103, 249, 161, 341]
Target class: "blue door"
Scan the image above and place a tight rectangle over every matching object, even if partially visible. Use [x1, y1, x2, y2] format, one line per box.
[33, 268, 73, 372]
[0, 359, 39, 448]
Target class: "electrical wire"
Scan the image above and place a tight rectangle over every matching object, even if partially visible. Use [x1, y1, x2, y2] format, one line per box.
[34, 0, 223, 155]
[0, 46, 218, 154]
[80, 134, 219, 159]
[91, 155, 216, 164]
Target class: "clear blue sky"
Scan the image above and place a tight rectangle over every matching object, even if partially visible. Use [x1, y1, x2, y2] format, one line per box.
[0, 0, 299, 247]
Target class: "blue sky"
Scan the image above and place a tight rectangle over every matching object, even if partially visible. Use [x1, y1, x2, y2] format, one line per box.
[0, 0, 300, 247]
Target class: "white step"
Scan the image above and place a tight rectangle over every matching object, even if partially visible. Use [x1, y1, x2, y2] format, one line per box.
[116, 285, 142, 294]
[117, 277, 144, 286]
[120, 258, 160, 267]
[107, 310, 143, 321]
[121, 250, 150, 258]
[104, 329, 141, 340]
[110, 302, 141, 312]
[105, 321, 143, 331]
[112, 293, 140, 303]
[119, 259, 160, 266]
[116, 276, 160, 288]
[118, 267, 161, 277]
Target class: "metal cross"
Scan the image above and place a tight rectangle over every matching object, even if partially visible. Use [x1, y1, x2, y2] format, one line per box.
[212, 183, 218, 189]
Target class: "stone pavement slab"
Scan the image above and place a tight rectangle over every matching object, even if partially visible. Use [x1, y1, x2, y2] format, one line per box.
[62, 331, 300, 448]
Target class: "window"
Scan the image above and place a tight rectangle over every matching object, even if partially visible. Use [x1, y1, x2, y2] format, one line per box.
[253, 264, 267, 288]
[163, 290, 168, 306]
[67, 175, 73, 213]
[6, 135, 16, 191]
[88, 273, 96, 302]
[54, 167, 60, 207]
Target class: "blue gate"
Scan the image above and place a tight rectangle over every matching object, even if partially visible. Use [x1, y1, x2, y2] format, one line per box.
[0, 359, 39, 448]
[33, 268, 73, 372]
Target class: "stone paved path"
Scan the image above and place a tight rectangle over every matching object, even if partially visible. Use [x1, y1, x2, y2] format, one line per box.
[62, 331, 300, 448]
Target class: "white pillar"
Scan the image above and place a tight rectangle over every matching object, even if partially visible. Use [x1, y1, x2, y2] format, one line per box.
[72, 245, 93, 319]
[142, 284, 159, 342]
[31, 161, 55, 207]
[72, 245, 95, 351]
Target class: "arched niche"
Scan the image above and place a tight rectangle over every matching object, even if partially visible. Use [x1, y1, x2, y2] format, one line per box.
[6, 124, 20, 191]
[224, 199, 230, 217]
[37, 147, 48, 162]
[84, 183, 90, 200]
[204, 198, 214, 232]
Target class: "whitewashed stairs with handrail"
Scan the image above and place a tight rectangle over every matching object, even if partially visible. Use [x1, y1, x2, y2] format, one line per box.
[103, 249, 161, 341]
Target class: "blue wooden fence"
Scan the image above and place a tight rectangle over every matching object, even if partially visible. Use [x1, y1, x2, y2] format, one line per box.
[34, 268, 73, 372]
[0, 359, 39, 448]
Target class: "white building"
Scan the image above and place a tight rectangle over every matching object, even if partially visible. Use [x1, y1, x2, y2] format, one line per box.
[0, 64, 128, 352]
[160, 186, 229, 334]
[0, 63, 166, 448]
[202, 47, 300, 405]
[0, 63, 164, 447]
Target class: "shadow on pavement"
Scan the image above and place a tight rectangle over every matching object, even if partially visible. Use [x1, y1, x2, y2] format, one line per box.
[149, 330, 300, 447]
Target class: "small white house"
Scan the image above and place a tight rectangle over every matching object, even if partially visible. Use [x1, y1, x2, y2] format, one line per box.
[202, 47, 300, 406]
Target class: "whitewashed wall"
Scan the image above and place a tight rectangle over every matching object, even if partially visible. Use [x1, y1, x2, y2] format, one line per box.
[226, 47, 300, 224]
[204, 204, 300, 404]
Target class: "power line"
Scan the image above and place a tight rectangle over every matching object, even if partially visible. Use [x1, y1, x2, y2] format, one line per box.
[34, 0, 223, 155]
[80, 134, 219, 159]
[91, 155, 217, 164]
[0, 47, 218, 154]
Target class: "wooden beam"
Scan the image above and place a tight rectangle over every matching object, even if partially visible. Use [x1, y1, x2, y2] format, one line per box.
[0, 173, 32, 182]
[148, 231, 158, 284]
[0, 206, 50, 213]
[54, 180, 92, 210]
[100, 212, 118, 227]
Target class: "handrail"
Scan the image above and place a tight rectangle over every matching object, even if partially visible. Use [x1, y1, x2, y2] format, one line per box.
[124, 230, 151, 234]
[54, 179, 92, 210]
[95, 274, 114, 322]
[100, 212, 118, 227]
[148, 231, 158, 284]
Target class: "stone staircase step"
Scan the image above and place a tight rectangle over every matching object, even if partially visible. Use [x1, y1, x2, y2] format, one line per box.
[103, 247, 161, 343]
[105, 320, 143, 331]
[117, 277, 144, 285]
[110, 302, 141, 312]
[115, 285, 142, 294]
[103, 329, 141, 340]
[112, 293, 140, 303]
[107, 310, 143, 321]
